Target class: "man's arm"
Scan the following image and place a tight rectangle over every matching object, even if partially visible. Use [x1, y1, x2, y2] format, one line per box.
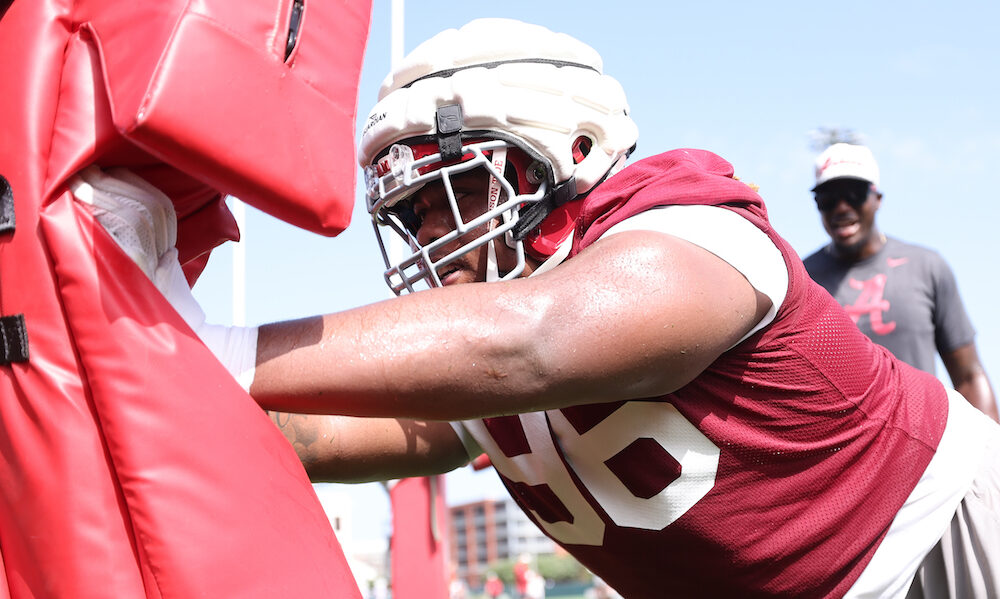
[265, 412, 471, 483]
[251, 230, 772, 419]
[941, 342, 999, 422]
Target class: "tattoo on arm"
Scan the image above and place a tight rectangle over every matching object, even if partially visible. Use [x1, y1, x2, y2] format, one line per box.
[267, 410, 331, 455]
[271, 411, 292, 429]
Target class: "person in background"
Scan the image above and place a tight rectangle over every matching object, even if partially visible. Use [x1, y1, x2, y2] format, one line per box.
[524, 569, 546, 599]
[484, 572, 504, 599]
[513, 554, 532, 599]
[450, 568, 469, 599]
[803, 143, 998, 421]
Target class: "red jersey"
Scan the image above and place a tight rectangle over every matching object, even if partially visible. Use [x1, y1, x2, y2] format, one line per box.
[460, 149, 948, 598]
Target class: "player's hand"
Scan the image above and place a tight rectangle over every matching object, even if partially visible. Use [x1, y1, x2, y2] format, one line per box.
[70, 164, 209, 349]
[70, 166, 257, 390]
[69, 165, 176, 282]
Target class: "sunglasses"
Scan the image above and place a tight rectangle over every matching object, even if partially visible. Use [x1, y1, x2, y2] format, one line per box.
[814, 181, 872, 212]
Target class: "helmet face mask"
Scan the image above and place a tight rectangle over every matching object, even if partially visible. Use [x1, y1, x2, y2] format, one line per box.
[358, 18, 639, 295]
[366, 137, 548, 294]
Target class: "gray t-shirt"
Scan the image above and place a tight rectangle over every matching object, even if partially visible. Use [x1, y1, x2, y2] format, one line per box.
[803, 236, 975, 375]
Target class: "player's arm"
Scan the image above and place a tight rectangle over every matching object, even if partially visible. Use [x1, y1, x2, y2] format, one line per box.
[941, 342, 999, 422]
[265, 412, 471, 482]
[251, 229, 772, 419]
[71, 173, 769, 421]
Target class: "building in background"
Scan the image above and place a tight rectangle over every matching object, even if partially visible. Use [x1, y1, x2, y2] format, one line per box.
[315, 485, 390, 595]
[450, 497, 556, 587]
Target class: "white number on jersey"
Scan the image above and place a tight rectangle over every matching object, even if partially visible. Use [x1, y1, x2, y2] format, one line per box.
[466, 402, 720, 546]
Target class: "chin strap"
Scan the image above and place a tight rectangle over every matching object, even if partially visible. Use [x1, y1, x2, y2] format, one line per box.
[511, 176, 577, 242]
[511, 151, 632, 243]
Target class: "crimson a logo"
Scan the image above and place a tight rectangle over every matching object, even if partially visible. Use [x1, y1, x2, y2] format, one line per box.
[844, 274, 896, 335]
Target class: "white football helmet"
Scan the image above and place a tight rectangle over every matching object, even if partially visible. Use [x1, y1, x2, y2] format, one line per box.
[359, 18, 638, 294]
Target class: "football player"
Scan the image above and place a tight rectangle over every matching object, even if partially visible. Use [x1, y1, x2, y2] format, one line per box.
[85, 18, 1000, 599]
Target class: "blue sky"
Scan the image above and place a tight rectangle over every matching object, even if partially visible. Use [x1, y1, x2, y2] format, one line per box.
[194, 0, 1000, 541]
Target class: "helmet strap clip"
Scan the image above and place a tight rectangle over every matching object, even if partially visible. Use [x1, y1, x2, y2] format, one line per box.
[512, 176, 576, 241]
[435, 104, 464, 161]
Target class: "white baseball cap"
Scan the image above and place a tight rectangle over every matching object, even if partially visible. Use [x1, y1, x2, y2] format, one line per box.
[812, 143, 880, 191]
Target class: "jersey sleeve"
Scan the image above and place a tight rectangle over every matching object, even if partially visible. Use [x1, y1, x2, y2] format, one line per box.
[601, 205, 789, 343]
